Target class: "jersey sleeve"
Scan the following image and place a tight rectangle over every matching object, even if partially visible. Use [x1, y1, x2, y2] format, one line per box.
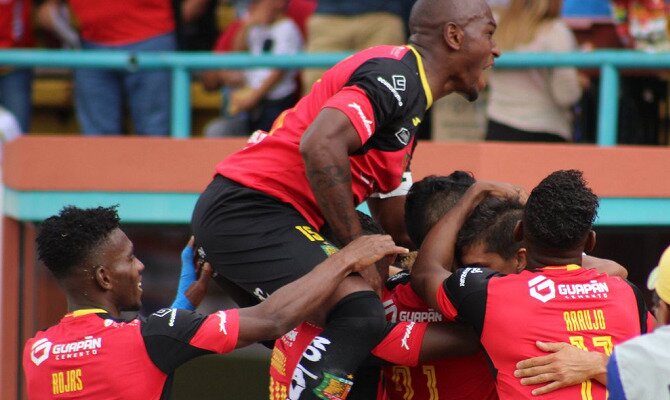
[141, 308, 240, 373]
[437, 267, 499, 335]
[371, 321, 428, 367]
[323, 58, 422, 146]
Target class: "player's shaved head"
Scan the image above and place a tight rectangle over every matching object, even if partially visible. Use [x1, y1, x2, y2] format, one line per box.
[409, 0, 491, 37]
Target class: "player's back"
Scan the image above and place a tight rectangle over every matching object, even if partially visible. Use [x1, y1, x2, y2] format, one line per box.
[482, 265, 648, 400]
[23, 312, 166, 400]
[383, 277, 498, 400]
[217, 44, 427, 228]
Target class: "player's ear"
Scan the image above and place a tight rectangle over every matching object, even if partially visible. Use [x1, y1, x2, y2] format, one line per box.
[515, 248, 527, 273]
[93, 265, 113, 290]
[444, 22, 464, 50]
[584, 230, 596, 253]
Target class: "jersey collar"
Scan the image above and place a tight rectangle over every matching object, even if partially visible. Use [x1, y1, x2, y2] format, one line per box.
[539, 264, 582, 272]
[406, 45, 433, 110]
[64, 308, 110, 318]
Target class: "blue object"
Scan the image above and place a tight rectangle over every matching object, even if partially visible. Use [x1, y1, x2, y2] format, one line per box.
[76, 33, 175, 136]
[0, 68, 32, 132]
[562, 0, 612, 17]
[606, 352, 628, 400]
[170, 244, 197, 310]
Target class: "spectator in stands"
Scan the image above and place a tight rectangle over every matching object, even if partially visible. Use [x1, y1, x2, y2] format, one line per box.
[0, 0, 34, 133]
[607, 244, 670, 400]
[486, 0, 584, 142]
[173, 0, 219, 51]
[301, 0, 410, 94]
[38, 0, 179, 136]
[202, 0, 303, 137]
[611, 0, 670, 51]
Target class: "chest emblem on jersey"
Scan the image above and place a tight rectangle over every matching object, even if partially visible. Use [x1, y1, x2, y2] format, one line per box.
[31, 338, 52, 366]
[394, 128, 411, 146]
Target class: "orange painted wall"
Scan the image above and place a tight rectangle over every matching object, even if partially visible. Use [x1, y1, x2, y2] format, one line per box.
[5, 136, 670, 196]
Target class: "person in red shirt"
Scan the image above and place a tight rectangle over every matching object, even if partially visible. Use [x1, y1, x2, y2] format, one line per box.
[0, 0, 34, 132]
[23, 205, 407, 399]
[268, 212, 483, 400]
[38, 0, 180, 135]
[192, 1, 500, 397]
[411, 171, 652, 400]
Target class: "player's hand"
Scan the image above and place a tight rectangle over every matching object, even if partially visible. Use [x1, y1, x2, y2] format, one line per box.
[184, 262, 213, 308]
[339, 234, 409, 274]
[514, 341, 607, 395]
[475, 180, 528, 205]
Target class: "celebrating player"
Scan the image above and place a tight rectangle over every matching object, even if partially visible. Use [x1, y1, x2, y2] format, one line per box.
[191, 0, 500, 397]
[411, 170, 652, 399]
[23, 206, 407, 399]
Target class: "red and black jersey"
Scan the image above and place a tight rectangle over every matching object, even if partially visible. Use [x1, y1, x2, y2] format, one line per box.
[381, 272, 498, 400]
[269, 320, 426, 400]
[217, 45, 432, 228]
[437, 265, 653, 400]
[23, 308, 239, 399]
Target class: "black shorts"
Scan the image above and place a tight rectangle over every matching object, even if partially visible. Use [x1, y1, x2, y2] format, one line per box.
[191, 175, 338, 302]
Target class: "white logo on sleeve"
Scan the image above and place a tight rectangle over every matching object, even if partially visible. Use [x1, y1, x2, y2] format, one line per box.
[529, 275, 556, 303]
[400, 322, 415, 350]
[347, 102, 373, 137]
[459, 267, 483, 287]
[217, 311, 228, 334]
[377, 76, 403, 106]
[31, 338, 52, 366]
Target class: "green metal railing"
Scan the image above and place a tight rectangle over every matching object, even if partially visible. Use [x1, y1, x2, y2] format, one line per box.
[2, 49, 670, 143]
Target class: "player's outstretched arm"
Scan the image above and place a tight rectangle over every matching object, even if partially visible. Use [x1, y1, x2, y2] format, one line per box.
[514, 341, 608, 395]
[583, 255, 628, 278]
[235, 235, 408, 347]
[411, 181, 524, 310]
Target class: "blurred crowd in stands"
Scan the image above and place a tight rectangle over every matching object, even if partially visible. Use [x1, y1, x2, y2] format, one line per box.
[1, 0, 670, 145]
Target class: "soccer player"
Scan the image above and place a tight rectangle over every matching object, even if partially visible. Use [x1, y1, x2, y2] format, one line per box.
[191, 0, 500, 397]
[411, 170, 652, 399]
[23, 206, 407, 399]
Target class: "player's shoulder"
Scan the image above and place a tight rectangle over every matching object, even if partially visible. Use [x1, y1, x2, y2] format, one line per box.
[141, 308, 208, 337]
[386, 270, 412, 290]
[452, 265, 501, 284]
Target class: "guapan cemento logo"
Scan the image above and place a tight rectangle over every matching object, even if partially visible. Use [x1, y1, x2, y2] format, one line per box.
[31, 338, 52, 366]
[528, 275, 556, 303]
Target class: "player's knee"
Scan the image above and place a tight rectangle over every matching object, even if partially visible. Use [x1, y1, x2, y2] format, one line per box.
[327, 291, 387, 342]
